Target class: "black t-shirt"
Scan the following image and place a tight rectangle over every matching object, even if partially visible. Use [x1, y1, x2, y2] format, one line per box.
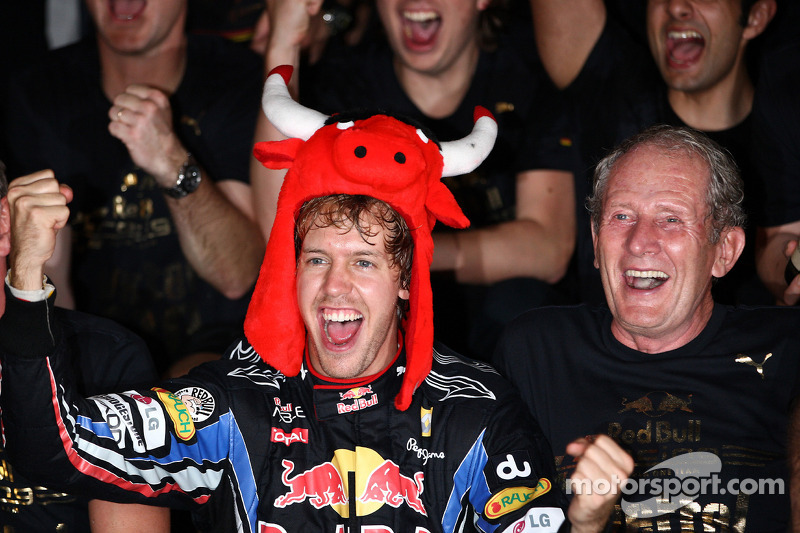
[751, 40, 800, 228]
[494, 303, 800, 532]
[0, 308, 158, 533]
[566, 17, 771, 306]
[1, 36, 262, 369]
[302, 36, 575, 359]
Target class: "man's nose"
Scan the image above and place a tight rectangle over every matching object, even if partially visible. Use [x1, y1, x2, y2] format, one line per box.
[626, 220, 661, 256]
[322, 261, 353, 295]
[665, 0, 694, 20]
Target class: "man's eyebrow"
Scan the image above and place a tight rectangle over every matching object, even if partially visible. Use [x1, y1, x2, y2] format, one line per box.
[352, 248, 381, 257]
[300, 247, 381, 257]
[300, 246, 327, 255]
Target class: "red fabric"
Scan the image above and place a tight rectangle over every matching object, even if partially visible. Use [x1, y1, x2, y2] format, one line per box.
[245, 75, 484, 410]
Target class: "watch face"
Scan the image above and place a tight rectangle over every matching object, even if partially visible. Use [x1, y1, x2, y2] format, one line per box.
[163, 161, 202, 198]
[183, 165, 202, 192]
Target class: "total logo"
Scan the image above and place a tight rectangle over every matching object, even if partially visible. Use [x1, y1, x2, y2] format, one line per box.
[337, 386, 379, 414]
[273, 447, 426, 518]
[270, 427, 309, 446]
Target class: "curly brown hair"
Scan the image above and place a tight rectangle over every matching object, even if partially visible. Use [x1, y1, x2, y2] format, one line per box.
[295, 194, 414, 292]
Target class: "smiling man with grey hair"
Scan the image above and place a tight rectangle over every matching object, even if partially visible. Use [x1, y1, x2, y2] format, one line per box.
[495, 125, 800, 531]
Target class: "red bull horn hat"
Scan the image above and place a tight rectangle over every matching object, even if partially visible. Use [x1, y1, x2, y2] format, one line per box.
[245, 65, 497, 410]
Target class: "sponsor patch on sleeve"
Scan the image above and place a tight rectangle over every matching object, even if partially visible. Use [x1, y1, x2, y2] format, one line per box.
[123, 391, 168, 450]
[484, 478, 552, 519]
[500, 507, 565, 533]
[174, 386, 216, 423]
[487, 450, 534, 487]
[90, 394, 145, 453]
[153, 387, 196, 441]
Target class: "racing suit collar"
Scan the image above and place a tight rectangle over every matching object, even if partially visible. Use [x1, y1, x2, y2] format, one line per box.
[309, 334, 405, 420]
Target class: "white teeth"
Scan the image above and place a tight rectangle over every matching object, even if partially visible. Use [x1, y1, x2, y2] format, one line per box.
[668, 30, 702, 40]
[625, 270, 668, 279]
[403, 10, 438, 22]
[323, 310, 363, 322]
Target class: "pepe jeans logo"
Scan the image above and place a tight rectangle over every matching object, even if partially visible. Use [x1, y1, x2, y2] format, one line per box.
[406, 438, 444, 464]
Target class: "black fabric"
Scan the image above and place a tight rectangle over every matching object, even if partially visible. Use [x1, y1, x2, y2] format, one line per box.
[494, 303, 800, 532]
[0, 35, 261, 370]
[0, 290, 570, 532]
[303, 36, 575, 359]
[0, 293, 158, 532]
[565, 16, 772, 306]
[751, 40, 800, 228]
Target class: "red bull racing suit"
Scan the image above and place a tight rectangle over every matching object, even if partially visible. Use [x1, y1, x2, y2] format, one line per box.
[0, 292, 569, 532]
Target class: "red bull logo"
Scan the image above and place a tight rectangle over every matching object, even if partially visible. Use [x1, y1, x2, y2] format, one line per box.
[274, 459, 348, 509]
[359, 459, 426, 516]
[259, 523, 432, 533]
[618, 392, 693, 418]
[339, 386, 373, 401]
[273, 448, 426, 518]
[337, 386, 378, 414]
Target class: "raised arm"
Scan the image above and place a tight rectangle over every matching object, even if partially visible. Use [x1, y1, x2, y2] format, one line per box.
[6, 170, 72, 291]
[108, 85, 265, 299]
[251, 0, 324, 238]
[529, 0, 606, 88]
[566, 435, 634, 533]
[2, 172, 232, 509]
[432, 168, 575, 284]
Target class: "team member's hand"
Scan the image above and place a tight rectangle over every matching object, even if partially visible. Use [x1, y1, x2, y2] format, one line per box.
[269, 0, 325, 49]
[779, 239, 800, 306]
[6, 170, 73, 291]
[108, 84, 186, 187]
[566, 434, 634, 533]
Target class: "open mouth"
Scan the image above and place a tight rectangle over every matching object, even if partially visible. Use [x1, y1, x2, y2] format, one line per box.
[401, 9, 441, 49]
[625, 269, 669, 290]
[666, 30, 704, 67]
[109, 0, 147, 21]
[323, 309, 363, 346]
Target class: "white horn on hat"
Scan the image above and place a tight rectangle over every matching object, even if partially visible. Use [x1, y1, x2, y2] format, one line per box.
[262, 66, 328, 141]
[440, 112, 498, 177]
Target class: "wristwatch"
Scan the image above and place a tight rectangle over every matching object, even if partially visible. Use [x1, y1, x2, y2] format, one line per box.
[162, 153, 202, 199]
